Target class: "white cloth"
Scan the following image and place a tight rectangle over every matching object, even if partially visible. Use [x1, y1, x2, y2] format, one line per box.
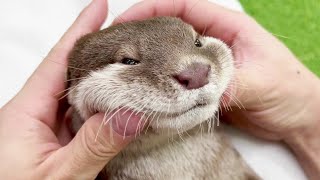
[0, 0, 306, 179]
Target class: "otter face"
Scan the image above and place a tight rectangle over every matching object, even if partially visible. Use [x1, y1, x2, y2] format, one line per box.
[68, 17, 233, 133]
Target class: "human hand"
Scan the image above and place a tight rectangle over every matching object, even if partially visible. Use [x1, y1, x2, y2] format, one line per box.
[0, 0, 144, 179]
[115, 0, 320, 141]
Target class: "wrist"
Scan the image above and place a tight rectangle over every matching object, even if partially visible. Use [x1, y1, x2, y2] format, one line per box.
[284, 78, 320, 180]
[286, 74, 320, 140]
[285, 90, 320, 148]
[284, 120, 320, 180]
[285, 117, 320, 149]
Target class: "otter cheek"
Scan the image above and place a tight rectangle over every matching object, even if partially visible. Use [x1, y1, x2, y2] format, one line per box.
[110, 108, 146, 136]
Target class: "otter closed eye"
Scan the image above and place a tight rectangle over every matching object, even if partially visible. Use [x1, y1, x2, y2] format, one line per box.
[121, 58, 140, 65]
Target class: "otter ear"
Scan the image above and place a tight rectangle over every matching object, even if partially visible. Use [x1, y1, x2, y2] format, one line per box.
[115, 45, 140, 64]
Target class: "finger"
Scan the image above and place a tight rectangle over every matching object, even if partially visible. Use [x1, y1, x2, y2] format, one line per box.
[50, 109, 146, 179]
[12, 0, 108, 127]
[114, 0, 250, 43]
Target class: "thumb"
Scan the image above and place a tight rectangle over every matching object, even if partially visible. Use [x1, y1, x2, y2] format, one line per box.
[52, 109, 146, 179]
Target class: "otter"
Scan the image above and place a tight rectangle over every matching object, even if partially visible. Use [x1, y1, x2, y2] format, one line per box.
[67, 17, 260, 180]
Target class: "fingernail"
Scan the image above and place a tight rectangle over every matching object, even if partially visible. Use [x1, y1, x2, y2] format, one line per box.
[110, 108, 146, 137]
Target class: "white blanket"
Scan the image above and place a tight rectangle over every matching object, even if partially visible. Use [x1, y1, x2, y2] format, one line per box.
[0, 0, 306, 179]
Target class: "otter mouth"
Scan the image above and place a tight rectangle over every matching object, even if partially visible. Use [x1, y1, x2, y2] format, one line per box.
[146, 102, 210, 119]
[179, 103, 207, 114]
[101, 102, 208, 121]
[92, 100, 215, 134]
[94, 99, 211, 127]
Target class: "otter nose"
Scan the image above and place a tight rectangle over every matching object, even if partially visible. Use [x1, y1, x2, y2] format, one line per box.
[173, 63, 210, 90]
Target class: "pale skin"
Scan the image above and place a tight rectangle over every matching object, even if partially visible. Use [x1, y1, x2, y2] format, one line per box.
[0, 0, 319, 179]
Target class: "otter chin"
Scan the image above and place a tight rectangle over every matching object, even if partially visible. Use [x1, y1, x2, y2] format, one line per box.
[67, 17, 260, 180]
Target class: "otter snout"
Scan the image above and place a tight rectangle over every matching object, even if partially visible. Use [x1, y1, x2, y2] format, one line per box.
[173, 63, 211, 90]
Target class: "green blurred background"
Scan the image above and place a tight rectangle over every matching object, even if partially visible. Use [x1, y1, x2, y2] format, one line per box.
[240, 0, 320, 76]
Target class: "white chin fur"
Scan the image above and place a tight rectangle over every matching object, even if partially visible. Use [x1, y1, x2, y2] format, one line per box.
[150, 103, 219, 134]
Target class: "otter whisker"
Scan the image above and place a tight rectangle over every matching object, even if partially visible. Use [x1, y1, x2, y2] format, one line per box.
[134, 97, 151, 116]
[221, 96, 233, 112]
[176, 128, 185, 142]
[186, 0, 202, 20]
[270, 32, 294, 40]
[167, 101, 177, 139]
[64, 77, 87, 82]
[201, 22, 208, 36]
[143, 98, 161, 134]
[172, 0, 176, 17]
[222, 92, 241, 110]
[225, 91, 245, 110]
[123, 107, 139, 138]
[145, 110, 159, 134]
[97, 96, 146, 139]
[54, 86, 76, 97]
[218, 100, 224, 112]
[135, 110, 148, 138]
[94, 93, 124, 139]
[212, 114, 216, 131]
[143, 98, 160, 133]
[104, 105, 128, 126]
[221, 96, 229, 111]
[184, 129, 192, 138]
[207, 117, 213, 133]
[164, 99, 171, 121]
[155, 107, 164, 130]
[95, 111, 109, 142]
[135, 97, 157, 135]
[103, 93, 125, 116]
[148, 99, 167, 131]
[58, 86, 78, 100]
[123, 99, 149, 137]
[120, 99, 143, 115]
[199, 118, 204, 140]
[143, 110, 155, 134]
[109, 9, 131, 32]
[131, 98, 155, 137]
[46, 58, 91, 72]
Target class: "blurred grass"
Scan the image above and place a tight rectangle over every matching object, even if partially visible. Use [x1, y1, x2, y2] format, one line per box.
[240, 0, 320, 76]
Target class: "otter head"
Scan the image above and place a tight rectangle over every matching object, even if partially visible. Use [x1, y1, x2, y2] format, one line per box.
[67, 17, 233, 134]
